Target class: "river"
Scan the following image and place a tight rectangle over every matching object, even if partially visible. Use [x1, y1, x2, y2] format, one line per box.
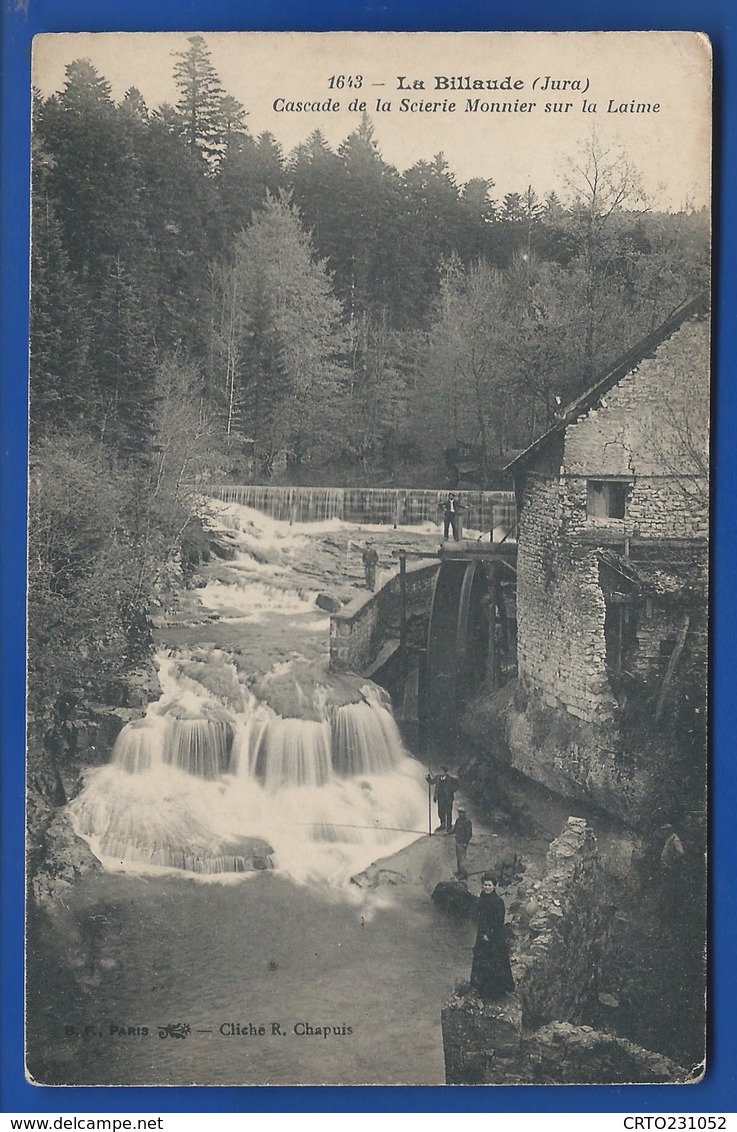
[26, 868, 474, 1086]
[26, 500, 477, 1086]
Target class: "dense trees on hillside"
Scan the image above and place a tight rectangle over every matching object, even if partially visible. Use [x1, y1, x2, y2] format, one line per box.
[32, 39, 709, 472]
[28, 35, 709, 725]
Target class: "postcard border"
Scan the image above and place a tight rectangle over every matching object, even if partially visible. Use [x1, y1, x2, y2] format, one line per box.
[2, 0, 736, 1115]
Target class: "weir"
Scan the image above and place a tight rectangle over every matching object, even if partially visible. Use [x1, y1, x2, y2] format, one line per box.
[204, 484, 516, 534]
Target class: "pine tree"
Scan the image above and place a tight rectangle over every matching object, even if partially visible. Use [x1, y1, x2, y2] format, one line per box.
[221, 94, 248, 149]
[172, 34, 227, 164]
[343, 309, 408, 478]
[41, 60, 126, 279]
[217, 130, 286, 242]
[288, 130, 343, 268]
[136, 112, 222, 358]
[398, 153, 464, 322]
[334, 118, 399, 317]
[120, 86, 149, 121]
[84, 255, 157, 459]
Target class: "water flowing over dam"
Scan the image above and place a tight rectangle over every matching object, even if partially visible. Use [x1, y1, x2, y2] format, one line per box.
[205, 484, 516, 534]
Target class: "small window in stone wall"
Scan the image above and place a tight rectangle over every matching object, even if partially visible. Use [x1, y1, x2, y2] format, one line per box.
[587, 479, 628, 520]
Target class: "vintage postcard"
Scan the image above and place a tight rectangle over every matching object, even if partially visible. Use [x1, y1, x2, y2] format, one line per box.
[25, 31, 710, 1087]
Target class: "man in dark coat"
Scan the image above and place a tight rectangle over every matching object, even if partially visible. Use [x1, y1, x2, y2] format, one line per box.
[453, 808, 473, 878]
[362, 541, 379, 591]
[470, 874, 515, 1001]
[439, 492, 464, 541]
[426, 766, 459, 832]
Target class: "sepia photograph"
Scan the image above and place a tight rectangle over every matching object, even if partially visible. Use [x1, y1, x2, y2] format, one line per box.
[24, 30, 711, 1088]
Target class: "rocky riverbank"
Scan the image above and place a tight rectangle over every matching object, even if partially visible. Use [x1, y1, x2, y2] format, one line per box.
[27, 661, 161, 907]
[350, 774, 702, 1079]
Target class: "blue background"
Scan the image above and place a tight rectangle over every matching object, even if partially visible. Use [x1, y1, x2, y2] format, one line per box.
[2, 0, 735, 1114]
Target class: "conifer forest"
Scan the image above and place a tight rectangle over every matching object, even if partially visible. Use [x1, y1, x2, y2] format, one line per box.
[29, 35, 709, 741]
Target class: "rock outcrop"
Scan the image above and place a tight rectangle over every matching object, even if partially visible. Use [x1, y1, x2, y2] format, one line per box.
[441, 816, 689, 1084]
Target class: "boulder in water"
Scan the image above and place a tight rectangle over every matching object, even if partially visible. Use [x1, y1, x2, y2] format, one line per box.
[252, 660, 368, 720]
[209, 532, 238, 560]
[315, 593, 342, 613]
[432, 880, 478, 919]
[352, 865, 409, 889]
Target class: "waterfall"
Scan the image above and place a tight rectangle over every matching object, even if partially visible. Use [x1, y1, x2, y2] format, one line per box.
[68, 661, 428, 886]
[164, 714, 233, 780]
[112, 717, 165, 775]
[66, 500, 442, 887]
[245, 714, 334, 789]
[205, 484, 516, 535]
[113, 702, 234, 782]
[332, 693, 401, 777]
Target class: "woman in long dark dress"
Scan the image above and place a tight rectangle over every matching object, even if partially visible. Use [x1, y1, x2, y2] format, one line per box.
[470, 874, 515, 1000]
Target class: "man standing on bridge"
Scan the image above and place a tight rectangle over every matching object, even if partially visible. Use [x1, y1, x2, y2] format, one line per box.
[440, 492, 464, 541]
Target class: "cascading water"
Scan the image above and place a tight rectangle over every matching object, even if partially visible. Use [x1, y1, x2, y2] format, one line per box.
[111, 716, 165, 775]
[164, 708, 233, 780]
[244, 712, 334, 789]
[35, 496, 469, 1087]
[206, 483, 517, 535]
[66, 498, 454, 887]
[69, 656, 428, 886]
[331, 687, 402, 777]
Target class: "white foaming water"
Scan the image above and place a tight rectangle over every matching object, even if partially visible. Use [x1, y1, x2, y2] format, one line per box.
[207, 499, 346, 549]
[200, 578, 317, 621]
[111, 714, 167, 774]
[67, 503, 433, 888]
[242, 711, 334, 789]
[206, 484, 517, 533]
[165, 715, 232, 780]
[207, 498, 441, 550]
[69, 657, 428, 888]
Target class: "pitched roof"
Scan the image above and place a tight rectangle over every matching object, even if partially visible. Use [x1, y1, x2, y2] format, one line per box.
[505, 292, 709, 475]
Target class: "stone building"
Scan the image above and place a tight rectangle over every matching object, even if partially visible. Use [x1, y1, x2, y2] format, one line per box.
[502, 293, 709, 823]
